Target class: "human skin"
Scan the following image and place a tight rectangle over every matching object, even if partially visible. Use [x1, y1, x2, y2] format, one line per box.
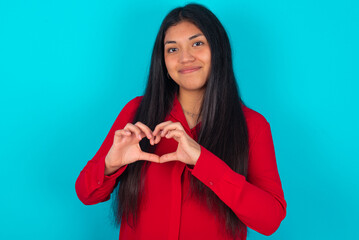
[104, 21, 211, 175]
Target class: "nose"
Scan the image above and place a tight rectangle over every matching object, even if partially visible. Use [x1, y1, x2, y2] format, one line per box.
[179, 48, 195, 63]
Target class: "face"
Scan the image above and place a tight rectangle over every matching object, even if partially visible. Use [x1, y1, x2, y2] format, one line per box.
[164, 21, 211, 94]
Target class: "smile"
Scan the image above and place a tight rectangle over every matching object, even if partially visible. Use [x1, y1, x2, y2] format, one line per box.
[178, 67, 201, 74]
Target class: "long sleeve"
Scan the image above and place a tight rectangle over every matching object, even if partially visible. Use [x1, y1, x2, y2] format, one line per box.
[75, 97, 142, 205]
[189, 119, 286, 236]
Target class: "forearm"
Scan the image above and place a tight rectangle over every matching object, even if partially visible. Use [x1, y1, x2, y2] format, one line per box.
[189, 146, 286, 235]
[75, 155, 127, 205]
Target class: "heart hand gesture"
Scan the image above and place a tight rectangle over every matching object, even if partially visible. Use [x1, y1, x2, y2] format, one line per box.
[105, 121, 201, 176]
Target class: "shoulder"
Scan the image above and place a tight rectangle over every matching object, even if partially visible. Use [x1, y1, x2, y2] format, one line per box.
[113, 96, 144, 125]
[120, 96, 143, 113]
[241, 104, 271, 142]
[125, 96, 143, 107]
[242, 105, 269, 127]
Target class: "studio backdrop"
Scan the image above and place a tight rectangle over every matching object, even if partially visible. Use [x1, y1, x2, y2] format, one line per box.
[0, 0, 358, 239]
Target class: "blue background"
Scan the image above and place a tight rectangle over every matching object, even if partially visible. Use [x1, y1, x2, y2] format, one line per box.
[1, 0, 358, 239]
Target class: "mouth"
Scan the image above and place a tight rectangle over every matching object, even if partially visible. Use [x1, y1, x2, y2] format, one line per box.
[178, 67, 201, 74]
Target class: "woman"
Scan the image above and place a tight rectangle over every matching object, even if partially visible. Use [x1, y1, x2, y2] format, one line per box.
[75, 3, 286, 240]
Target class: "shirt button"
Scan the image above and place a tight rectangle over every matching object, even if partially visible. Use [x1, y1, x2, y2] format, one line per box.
[209, 181, 213, 186]
[97, 180, 101, 185]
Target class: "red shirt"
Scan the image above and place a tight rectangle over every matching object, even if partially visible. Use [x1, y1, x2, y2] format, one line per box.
[75, 96, 286, 240]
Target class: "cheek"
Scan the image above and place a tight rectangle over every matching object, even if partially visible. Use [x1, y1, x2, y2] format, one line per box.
[204, 49, 211, 65]
[164, 56, 177, 73]
[202, 55, 211, 74]
[197, 48, 211, 65]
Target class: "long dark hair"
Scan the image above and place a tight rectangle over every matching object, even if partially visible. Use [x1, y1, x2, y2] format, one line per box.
[113, 3, 249, 238]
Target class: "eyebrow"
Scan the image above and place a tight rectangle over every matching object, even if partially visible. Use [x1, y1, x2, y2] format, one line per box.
[164, 33, 204, 45]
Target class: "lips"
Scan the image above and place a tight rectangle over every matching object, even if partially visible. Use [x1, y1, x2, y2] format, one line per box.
[178, 66, 201, 74]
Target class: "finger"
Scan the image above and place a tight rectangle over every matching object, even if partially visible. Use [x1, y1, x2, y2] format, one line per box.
[154, 135, 162, 144]
[153, 121, 173, 145]
[139, 151, 160, 163]
[135, 122, 153, 139]
[135, 122, 154, 145]
[124, 123, 145, 140]
[114, 129, 131, 137]
[160, 122, 185, 137]
[159, 152, 178, 163]
[152, 121, 173, 136]
[164, 129, 185, 142]
[114, 130, 132, 142]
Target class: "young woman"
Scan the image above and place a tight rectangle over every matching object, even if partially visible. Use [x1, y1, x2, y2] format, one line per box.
[75, 3, 286, 240]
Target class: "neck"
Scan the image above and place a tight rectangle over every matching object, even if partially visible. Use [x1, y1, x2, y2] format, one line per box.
[177, 89, 204, 115]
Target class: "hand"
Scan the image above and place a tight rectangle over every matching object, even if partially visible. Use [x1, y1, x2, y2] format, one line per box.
[105, 122, 160, 175]
[152, 121, 201, 165]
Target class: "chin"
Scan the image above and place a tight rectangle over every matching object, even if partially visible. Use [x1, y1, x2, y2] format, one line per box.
[181, 84, 207, 92]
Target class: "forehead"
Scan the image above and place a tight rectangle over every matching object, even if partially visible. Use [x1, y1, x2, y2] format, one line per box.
[164, 21, 204, 42]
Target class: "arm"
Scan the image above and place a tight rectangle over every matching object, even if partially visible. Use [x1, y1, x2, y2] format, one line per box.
[75, 97, 141, 205]
[189, 121, 287, 236]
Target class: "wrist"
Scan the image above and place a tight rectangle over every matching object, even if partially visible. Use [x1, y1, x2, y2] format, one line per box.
[104, 156, 121, 176]
[191, 144, 201, 165]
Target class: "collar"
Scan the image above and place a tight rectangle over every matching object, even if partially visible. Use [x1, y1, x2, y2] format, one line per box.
[169, 94, 201, 139]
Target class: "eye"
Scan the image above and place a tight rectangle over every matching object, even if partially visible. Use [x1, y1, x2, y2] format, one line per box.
[167, 48, 177, 53]
[193, 41, 204, 47]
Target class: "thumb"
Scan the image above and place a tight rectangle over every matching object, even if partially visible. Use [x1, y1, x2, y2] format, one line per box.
[160, 152, 178, 163]
[139, 151, 160, 163]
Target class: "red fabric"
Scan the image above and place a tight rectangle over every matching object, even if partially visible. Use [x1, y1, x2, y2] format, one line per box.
[75, 96, 286, 239]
